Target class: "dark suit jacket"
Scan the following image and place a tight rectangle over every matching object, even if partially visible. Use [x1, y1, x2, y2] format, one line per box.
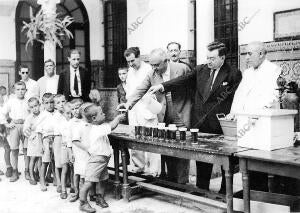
[163, 63, 242, 133]
[116, 83, 127, 104]
[128, 62, 192, 128]
[57, 66, 91, 101]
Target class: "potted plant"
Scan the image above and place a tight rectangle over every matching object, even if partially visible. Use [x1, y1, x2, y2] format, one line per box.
[21, 8, 74, 50]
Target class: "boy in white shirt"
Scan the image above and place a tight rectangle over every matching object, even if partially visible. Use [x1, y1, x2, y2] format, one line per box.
[69, 98, 88, 202]
[36, 93, 56, 191]
[78, 104, 125, 212]
[52, 94, 67, 193]
[23, 97, 42, 185]
[2, 81, 29, 182]
[55, 102, 73, 199]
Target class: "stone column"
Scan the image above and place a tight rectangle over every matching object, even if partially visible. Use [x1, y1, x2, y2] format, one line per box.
[37, 0, 60, 73]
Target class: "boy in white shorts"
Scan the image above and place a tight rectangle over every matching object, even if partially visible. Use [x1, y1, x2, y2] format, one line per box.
[55, 102, 73, 199]
[69, 98, 89, 202]
[79, 104, 125, 212]
[52, 94, 66, 193]
[23, 97, 43, 185]
[36, 93, 55, 191]
[2, 81, 29, 182]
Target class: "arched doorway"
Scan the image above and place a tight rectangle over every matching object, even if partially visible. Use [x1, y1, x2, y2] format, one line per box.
[15, 0, 90, 81]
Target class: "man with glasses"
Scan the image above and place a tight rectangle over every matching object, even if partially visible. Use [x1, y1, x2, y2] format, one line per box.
[118, 48, 192, 184]
[19, 65, 39, 100]
[38, 59, 59, 99]
[149, 41, 242, 193]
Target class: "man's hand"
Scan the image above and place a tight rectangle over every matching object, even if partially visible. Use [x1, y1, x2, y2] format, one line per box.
[116, 103, 130, 111]
[148, 84, 164, 95]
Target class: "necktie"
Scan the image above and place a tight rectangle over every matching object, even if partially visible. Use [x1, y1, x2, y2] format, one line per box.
[203, 69, 216, 100]
[74, 70, 79, 95]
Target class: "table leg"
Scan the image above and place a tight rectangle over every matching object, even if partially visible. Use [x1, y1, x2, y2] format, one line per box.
[240, 159, 250, 213]
[121, 147, 130, 202]
[113, 147, 121, 199]
[224, 164, 234, 213]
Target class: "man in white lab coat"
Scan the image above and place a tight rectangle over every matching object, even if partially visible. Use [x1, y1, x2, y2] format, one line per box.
[230, 41, 281, 113]
[229, 41, 281, 191]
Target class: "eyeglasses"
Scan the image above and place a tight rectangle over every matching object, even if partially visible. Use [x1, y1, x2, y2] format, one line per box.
[21, 72, 29, 74]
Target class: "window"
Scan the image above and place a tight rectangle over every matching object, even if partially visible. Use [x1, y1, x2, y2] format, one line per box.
[214, 0, 238, 69]
[15, 0, 90, 80]
[104, 0, 127, 88]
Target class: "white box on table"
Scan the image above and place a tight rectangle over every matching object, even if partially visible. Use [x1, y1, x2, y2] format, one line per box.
[236, 109, 297, 151]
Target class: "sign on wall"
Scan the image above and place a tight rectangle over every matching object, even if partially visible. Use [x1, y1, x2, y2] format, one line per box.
[274, 8, 300, 41]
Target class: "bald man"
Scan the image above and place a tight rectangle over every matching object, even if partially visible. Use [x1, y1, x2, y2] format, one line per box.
[230, 41, 281, 191]
[117, 48, 192, 184]
[230, 41, 281, 114]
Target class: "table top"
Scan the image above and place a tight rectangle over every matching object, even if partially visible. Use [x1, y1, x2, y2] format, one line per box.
[109, 124, 249, 156]
[236, 146, 300, 166]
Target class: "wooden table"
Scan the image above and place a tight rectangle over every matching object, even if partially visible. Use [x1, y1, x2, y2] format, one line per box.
[109, 125, 249, 213]
[236, 147, 300, 213]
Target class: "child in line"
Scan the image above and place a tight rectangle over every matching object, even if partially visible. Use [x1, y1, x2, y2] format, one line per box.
[2, 81, 29, 181]
[79, 104, 125, 212]
[52, 94, 67, 193]
[69, 98, 89, 202]
[0, 124, 12, 179]
[23, 97, 42, 185]
[55, 102, 73, 199]
[0, 85, 12, 177]
[36, 93, 56, 191]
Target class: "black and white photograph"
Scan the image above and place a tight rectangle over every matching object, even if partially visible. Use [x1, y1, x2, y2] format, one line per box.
[0, 0, 300, 212]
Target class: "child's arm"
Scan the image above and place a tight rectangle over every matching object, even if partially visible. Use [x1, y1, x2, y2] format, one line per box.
[108, 114, 126, 131]
[68, 147, 74, 163]
[38, 132, 44, 153]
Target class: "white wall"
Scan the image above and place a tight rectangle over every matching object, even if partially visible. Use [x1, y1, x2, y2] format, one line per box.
[0, 0, 18, 60]
[127, 0, 194, 55]
[81, 0, 104, 61]
[238, 0, 300, 45]
[196, 0, 214, 64]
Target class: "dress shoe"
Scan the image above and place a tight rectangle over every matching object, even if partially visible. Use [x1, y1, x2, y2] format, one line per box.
[5, 167, 13, 177]
[24, 170, 30, 180]
[95, 195, 109, 208]
[79, 200, 96, 213]
[9, 170, 19, 182]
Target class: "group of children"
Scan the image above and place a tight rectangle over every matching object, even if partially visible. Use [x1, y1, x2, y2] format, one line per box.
[0, 81, 125, 213]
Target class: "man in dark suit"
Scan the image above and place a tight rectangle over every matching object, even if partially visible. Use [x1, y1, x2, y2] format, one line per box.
[149, 41, 242, 192]
[57, 49, 91, 101]
[117, 48, 192, 184]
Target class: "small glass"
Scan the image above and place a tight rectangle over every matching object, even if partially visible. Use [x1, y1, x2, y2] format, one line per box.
[178, 127, 187, 142]
[152, 127, 158, 138]
[140, 126, 146, 138]
[169, 127, 177, 142]
[190, 128, 199, 145]
[135, 126, 142, 138]
[158, 126, 165, 141]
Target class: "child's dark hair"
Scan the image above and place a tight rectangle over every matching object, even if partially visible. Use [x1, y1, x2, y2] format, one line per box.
[42, 93, 54, 102]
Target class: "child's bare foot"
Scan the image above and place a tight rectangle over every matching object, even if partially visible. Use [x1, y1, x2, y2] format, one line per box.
[40, 184, 47, 192]
[69, 193, 79, 202]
